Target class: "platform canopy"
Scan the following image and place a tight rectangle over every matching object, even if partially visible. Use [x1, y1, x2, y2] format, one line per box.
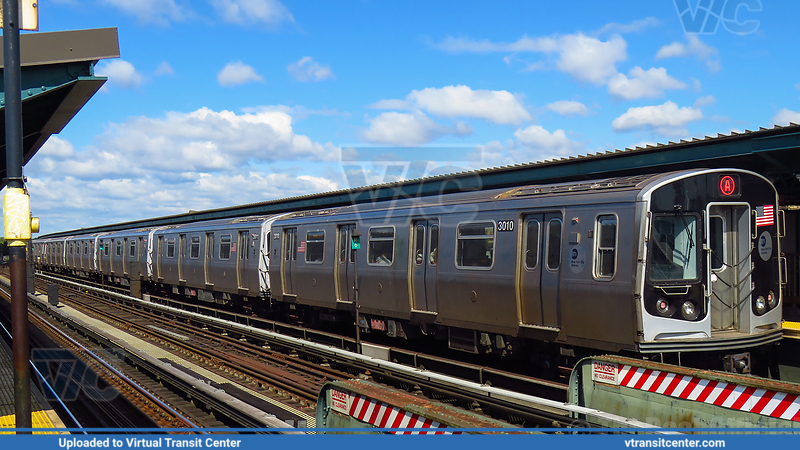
[0, 28, 120, 189]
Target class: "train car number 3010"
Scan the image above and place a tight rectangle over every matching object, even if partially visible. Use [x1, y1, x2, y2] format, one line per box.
[497, 220, 514, 232]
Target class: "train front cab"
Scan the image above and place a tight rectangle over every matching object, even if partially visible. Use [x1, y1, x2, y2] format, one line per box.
[637, 169, 783, 371]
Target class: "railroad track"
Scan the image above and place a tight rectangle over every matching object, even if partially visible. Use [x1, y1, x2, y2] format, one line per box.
[42, 278, 349, 405]
[31, 271, 588, 428]
[0, 285, 209, 430]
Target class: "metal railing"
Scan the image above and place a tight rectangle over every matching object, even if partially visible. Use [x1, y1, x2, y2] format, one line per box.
[785, 253, 799, 306]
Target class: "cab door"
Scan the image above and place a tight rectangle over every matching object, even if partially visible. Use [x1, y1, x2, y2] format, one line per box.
[335, 224, 356, 302]
[410, 220, 439, 312]
[707, 203, 750, 332]
[282, 228, 298, 296]
[519, 213, 562, 328]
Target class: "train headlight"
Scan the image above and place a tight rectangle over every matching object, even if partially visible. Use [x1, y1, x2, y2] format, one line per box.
[680, 301, 699, 321]
[655, 298, 671, 316]
[755, 296, 767, 314]
[767, 291, 778, 309]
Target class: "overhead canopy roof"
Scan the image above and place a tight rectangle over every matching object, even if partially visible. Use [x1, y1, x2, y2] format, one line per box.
[0, 28, 120, 187]
[41, 123, 800, 238]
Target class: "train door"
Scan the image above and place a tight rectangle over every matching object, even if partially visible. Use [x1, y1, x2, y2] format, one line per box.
[237, 230, 249, 290]
[204, 232, 214, 287]
[410, 220, 439, 312]
[519, 213, 563, 328]
[178, 234, 187, 282]
[707, 203, 750, 332]
[335, 224, 357, 302]
[282, 228, 298, 296]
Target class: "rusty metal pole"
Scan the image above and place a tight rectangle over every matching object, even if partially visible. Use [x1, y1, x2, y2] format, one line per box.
[3, 0, 32, 432]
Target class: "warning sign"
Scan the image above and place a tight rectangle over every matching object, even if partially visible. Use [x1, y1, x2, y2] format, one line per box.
[591, 360, 619, 385]
[330, 389, 350, 414]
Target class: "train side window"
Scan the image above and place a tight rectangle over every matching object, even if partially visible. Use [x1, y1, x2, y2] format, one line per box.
[339, 228, 348, 263]
[166, 239, 175, 258]
[414, 224, 425, 265]
[219, 235, 232, 260]
[104, 241, 109, 256]
[368, 227, 395, 266]
[190, 236, 201, 259]
[115, 241, 123, 256]
[129, 239, 137, 258]
[546, 219, 562, 271]
[456, 222, 495, 269]
[266, 232, 271, 254]
[594, 215, 617, 279]
[524, 219, 540, 269]
[206, 234, 214, 259]
[709, 215, 725, 271]
[429, 224, 439, 266]
[305, 231, 325, 263]
[84, 242, 89, 255]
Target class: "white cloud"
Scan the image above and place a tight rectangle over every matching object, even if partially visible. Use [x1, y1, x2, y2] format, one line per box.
[27, 170, 340, 233]
[437, 33, 626, 86]
[693, 95, 716, 108]
[611, 101, 703, 137]
[39, 136, 76, 158]
[474, 125, 586, 167]
[514, 125, 584, 155]
[436, 34, 559, 53]
[217, 61, 264, 87]
[607, 67, 687, 100]
[773, 108, 800, 125]
[595, 17, 660, 35]
[287, 57, 335, 82]
[407, 85, 531, 125]
[556, 34, 628, 85]
[210, 0, 294, 26]
[96, 60, 144, 90]
[656, 35, 721, 72]
[360, 112, 471, 146]
[30, 107, 337, 180]
[100, 0, 188, 26]
[545, 100, 590, 117]
[155, 61, 175, 76]
[26, 107, 343, 231]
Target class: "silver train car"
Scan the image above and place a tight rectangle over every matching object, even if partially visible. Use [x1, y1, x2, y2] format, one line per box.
[33, 169, 784, 372]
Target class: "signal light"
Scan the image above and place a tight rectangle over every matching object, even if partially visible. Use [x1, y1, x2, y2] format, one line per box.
[655, 298, 671, 316]
[767, 291, 778, 309]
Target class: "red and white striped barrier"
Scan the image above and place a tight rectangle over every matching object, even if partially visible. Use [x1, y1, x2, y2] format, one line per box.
[331, 388, 458, 434]
[592, 360, 800, 422]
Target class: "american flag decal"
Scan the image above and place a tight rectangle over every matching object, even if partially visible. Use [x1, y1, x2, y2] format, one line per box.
[756, 205, 774, 227]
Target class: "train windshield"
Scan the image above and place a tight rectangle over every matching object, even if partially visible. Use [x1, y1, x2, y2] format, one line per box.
[649, 214, 700, 282]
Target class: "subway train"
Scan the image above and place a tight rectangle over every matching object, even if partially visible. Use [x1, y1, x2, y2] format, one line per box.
[33, 169, 785, 373]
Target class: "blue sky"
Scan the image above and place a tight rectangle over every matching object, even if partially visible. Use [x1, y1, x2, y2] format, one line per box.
[14, 0, 800, 234]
